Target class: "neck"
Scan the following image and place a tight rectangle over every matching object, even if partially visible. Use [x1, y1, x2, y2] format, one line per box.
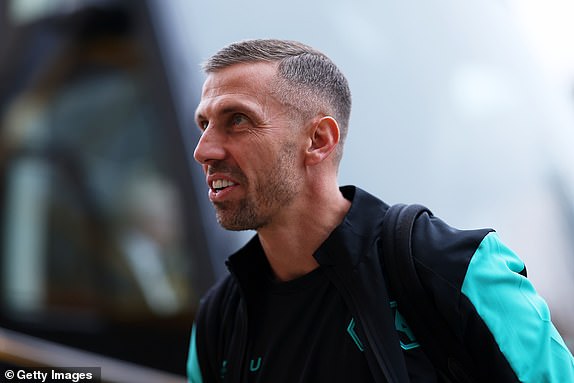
[257, 184, 351, 282]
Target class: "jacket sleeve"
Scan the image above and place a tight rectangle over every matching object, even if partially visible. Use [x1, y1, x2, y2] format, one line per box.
[187, 324, 204, 383]
[461, 232, 574, 382]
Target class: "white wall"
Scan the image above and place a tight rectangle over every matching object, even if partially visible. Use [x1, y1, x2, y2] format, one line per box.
[156, 0, 574, 346]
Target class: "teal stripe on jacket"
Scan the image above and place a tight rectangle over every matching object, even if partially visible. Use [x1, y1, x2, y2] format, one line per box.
[462, 232, 574, 382]
[187, 325, 203, 383]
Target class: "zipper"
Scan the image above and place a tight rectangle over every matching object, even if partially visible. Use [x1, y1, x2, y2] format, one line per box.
[231, 301, 248, 382]
[225, 261, 249, 383]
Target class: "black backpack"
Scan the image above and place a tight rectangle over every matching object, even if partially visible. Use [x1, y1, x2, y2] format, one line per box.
[381, 204, 479, 382]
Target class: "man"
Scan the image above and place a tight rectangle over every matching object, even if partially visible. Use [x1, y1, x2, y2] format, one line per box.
[187, 39, 574, 382]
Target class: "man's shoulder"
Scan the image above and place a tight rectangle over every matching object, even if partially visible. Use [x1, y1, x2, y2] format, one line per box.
[411, 209, 493, 256]
[409, 208, 493, 287]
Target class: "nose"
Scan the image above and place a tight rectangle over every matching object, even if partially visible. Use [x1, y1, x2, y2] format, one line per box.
[193, 125, 226, 165]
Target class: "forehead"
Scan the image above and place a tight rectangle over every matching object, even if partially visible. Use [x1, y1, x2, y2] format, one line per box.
[196, 62, 278, 112]
[204, 61, 277, 93]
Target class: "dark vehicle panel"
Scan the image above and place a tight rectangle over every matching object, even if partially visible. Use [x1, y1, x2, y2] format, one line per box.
[0, 0, 245, 375]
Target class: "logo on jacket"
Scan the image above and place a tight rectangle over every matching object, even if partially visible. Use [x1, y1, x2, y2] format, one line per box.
[220, 357, 263, 379]
[347, 317, 365, 352]
[390, 301, 420, 350]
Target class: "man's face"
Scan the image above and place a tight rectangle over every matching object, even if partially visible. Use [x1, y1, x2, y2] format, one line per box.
[193, 62, 304, 231]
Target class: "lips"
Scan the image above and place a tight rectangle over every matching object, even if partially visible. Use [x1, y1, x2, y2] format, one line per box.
[207, 174, 240, 202]
[212, 178, 236, 192]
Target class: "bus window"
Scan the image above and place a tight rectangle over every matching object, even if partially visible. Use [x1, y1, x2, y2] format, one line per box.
[0, 2, 209, 373]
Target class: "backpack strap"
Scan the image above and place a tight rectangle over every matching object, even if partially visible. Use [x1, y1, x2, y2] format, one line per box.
[381, 203, 478, 382]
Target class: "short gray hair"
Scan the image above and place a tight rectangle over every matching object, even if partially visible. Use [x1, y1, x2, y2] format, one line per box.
[203, 39, 352, 163]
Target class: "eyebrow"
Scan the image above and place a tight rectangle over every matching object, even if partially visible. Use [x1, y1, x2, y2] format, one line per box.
[195, 101, 260, 125]
[195, 107, 235, 124]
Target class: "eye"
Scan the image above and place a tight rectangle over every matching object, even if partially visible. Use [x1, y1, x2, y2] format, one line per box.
[198, 120, 209, 131]
[231, 114, 248, 127]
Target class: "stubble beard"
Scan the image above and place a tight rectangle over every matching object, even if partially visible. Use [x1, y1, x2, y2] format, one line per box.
[214, 142, 301, 231]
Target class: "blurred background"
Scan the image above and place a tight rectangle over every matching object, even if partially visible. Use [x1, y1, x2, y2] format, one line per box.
[0, 0, 572, 381]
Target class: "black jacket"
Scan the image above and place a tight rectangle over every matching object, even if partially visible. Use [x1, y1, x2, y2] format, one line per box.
[188, 186, 574, 382]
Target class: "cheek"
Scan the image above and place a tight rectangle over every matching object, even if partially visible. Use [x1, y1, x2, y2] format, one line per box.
[236, 131, 302, 174]
[243, 140, 279, 164]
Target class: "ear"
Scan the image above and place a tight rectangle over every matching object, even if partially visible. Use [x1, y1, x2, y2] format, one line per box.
[305, 116, 340, 166]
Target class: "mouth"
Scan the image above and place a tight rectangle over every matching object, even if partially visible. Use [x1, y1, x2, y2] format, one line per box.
[208, 177, 239, 201]
[211, 178, 237, 194]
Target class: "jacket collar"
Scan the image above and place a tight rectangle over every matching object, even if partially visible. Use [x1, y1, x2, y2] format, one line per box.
[314, 185, 390, 266]
[226, 185, 390, 283]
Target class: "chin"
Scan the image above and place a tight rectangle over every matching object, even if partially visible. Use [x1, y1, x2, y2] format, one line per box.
[216, 213, 253, 232]
[216, 212, 268, 232]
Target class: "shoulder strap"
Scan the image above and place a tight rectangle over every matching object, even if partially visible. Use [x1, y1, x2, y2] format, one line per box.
[381, 204, 478, 383]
